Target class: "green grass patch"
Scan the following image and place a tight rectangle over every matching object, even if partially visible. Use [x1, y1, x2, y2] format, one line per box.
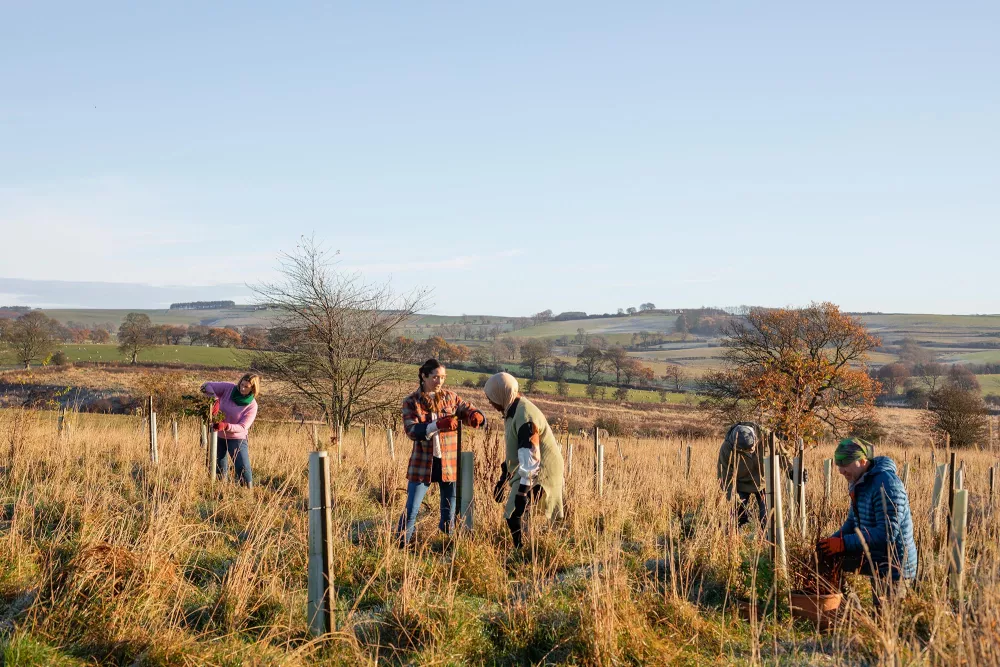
[56, 343, 244, 367]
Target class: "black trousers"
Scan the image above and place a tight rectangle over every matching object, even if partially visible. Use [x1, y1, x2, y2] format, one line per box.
[507, 484, 543, 548]
[735, 490, 766, 528]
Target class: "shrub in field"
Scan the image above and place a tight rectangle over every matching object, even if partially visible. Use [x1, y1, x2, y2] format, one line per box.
[49, 350, 68, 367]
[925, 385, 988, 446]
[594, 414, 627, 437]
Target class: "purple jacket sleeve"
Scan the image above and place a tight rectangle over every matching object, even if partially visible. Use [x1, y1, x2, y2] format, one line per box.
[223, 400, 257, 439]
[202, 381, 233, 398]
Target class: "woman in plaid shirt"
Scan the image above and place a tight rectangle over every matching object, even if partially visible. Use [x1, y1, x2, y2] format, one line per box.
[397, 359, 486, 546]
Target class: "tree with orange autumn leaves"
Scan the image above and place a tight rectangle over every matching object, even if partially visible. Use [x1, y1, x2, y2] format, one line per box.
[702, 303, 882, 443]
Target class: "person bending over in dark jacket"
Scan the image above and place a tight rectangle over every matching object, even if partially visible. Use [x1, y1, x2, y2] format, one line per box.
[818, 438, 917, 612]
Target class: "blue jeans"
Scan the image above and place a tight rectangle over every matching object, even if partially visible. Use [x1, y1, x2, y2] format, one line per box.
[396, 458, 455, 544]
[218, 437, 253, 487]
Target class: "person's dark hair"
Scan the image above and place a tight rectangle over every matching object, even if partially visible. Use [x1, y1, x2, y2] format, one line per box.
[418, 358, 443, 386]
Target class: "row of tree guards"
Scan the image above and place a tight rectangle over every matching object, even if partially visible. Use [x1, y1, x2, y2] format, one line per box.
[105, 406, 985, 635]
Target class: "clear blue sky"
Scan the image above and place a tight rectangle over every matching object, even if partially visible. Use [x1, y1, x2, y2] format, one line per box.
[2, 2, 997, 314]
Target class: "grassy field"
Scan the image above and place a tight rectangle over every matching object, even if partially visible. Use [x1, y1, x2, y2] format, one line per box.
[39, 307, 272, 329]
[509, 313, 679, 339]
[978, 374, 1000, 396]
[56, 343, 245, 367]
[21, 345, 684, 406]
[0, 408, 994, 664]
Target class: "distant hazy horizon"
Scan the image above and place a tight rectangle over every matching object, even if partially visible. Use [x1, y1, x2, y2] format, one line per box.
[1, 276, 997, 317]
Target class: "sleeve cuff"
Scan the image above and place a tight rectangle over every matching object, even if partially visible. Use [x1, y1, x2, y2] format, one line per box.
[425, 422, 439, 438]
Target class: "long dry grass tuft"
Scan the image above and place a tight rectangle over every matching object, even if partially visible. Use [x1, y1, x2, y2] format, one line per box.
[0, 406, 998, 665]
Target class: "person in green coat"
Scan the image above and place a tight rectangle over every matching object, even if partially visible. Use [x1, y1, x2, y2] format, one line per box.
[484, 372, 564, 549]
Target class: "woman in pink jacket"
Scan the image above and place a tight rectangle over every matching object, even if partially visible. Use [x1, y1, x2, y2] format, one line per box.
[201, 373, 260, 487]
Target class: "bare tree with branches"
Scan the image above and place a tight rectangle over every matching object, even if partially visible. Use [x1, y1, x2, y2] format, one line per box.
[249, 237, 428, 435]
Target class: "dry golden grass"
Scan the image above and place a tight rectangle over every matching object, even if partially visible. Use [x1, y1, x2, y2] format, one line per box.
[1, 404, 999, 665]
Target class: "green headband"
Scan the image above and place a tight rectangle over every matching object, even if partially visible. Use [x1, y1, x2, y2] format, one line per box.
[834, 438, 872, 465]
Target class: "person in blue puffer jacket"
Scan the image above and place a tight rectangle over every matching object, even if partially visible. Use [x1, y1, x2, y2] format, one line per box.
[818, 438, 918, 610]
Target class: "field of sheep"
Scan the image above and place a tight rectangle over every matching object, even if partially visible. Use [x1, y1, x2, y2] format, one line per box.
[0, 401, 997, 666]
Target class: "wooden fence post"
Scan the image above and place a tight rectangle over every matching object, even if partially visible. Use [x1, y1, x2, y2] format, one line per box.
[200, 421, 208, 449]
[172, 419, 179, 447]
[57, 407, 66, 438]
[387, 427, 395, 461]
[795, 438, 806, 534]
[823, 458, 832, 501]
[990, 465, 996, 510]
[567, 440, 574, 479]
[312, 423, 319, 450]
[685, 444, 692, 480]
[307, 451, 335, 636]
[616, 439, 625, 462]
[902, 462, 910, 489]
[362, 424, 368, 457]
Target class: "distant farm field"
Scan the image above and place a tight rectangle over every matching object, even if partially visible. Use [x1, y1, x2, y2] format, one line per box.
[58, 343, 244, 367]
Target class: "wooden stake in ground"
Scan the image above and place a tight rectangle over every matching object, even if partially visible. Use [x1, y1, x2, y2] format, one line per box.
[386, 427, 395, 461]
[990, 465, 996, 510]
[823, 458, 832, 501]
[902, 462, 910, 488]
[57, 406, 66, 438]
[312, 423, 319, 450]
[362, 424, 368, 457]
[307, 450, 335, 636]
[567, 440, 573, 478]
[685, 444, 692, 480]
[172, 419, 179, 447]
[200, 421, 208, 449]
[616, 439, 625, 462]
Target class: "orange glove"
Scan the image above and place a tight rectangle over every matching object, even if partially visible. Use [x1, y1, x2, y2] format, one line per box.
[817, 536, 845, 557]
[467, 410, 485, 428]
[436, 415, 459, 432]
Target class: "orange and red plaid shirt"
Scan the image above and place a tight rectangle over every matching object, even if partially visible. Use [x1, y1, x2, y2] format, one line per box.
[402, 388, 482, 483]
